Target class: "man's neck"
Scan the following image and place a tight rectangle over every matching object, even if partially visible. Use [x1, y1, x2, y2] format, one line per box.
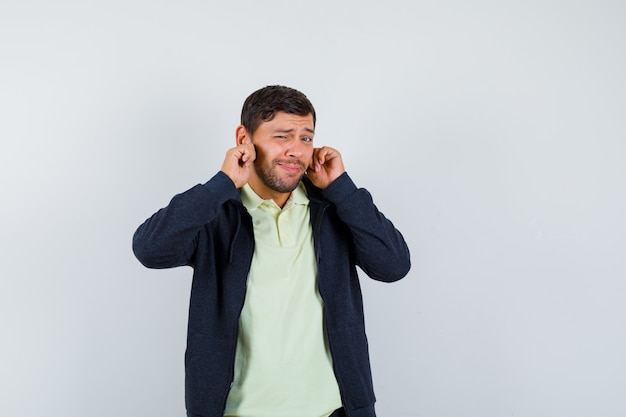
[247, 180, 291, 209]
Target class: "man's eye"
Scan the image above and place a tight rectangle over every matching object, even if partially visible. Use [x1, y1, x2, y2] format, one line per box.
[302, 137, 313, 143]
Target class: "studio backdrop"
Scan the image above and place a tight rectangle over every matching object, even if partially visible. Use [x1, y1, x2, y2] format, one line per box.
[1, 1, 625, 416]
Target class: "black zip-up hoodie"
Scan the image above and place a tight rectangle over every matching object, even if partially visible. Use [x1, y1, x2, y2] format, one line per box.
[133, 171, 411, 417]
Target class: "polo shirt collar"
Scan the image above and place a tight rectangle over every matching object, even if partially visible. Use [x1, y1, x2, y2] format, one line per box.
[240, 182, 309, 211]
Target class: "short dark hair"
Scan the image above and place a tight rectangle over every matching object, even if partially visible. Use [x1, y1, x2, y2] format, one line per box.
[241, 85, 316, 135]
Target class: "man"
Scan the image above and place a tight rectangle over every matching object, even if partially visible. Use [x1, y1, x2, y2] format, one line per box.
[133, 85, 411, 417]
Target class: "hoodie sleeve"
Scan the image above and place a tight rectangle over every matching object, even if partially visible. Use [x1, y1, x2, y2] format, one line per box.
[132, 171, 239, 269]
[322, 172, 411, 282]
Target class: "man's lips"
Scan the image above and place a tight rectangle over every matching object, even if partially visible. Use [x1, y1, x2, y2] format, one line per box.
[276, 160, 305, 173]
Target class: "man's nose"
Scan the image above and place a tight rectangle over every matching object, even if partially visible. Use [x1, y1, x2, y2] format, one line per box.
[286, 141, 304, 158]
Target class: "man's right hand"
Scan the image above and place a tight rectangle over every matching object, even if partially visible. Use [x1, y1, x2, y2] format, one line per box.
[221, 143, 256, 188]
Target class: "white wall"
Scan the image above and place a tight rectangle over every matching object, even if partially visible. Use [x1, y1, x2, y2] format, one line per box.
[1, 1, 625, 416]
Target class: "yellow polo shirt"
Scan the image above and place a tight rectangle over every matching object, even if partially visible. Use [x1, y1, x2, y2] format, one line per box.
[223, 182, 342, 417]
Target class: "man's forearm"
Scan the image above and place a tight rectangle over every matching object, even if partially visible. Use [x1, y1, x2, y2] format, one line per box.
[324, 173, 411, 282]
[132, 171, 238, 269]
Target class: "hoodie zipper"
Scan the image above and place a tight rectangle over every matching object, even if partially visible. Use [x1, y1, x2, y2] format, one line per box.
[314, 202, 349, 414]
[220, 206, 255, 415]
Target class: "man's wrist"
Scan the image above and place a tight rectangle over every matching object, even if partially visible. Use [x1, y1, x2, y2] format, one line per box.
[322, 172, 356, 205]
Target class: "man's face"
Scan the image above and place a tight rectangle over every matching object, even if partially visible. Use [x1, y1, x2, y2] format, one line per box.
[248, 111, 315, 197]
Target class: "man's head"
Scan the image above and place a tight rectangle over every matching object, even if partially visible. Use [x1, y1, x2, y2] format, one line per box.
[240, 85, 316, 136]
[236, 86, 316, 206]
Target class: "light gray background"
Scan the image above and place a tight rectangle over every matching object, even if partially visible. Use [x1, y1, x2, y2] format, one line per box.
[1, 1, 625, 416]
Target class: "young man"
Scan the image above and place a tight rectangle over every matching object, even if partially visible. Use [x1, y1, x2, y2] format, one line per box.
[133, 85, 411, 417]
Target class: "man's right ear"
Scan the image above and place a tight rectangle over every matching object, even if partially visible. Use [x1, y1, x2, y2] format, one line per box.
[235, 125, 251, 145]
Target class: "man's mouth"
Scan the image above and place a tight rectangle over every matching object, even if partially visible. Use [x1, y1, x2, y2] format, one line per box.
[276, 160, 305, 173]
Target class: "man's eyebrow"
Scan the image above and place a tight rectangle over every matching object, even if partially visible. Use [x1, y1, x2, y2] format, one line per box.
[272, 128, 315, 134]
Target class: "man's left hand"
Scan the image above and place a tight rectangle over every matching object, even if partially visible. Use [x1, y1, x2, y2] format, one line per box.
[306, 146, 345, 189]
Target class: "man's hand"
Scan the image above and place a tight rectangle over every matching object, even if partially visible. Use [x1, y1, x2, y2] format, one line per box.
[221, 143, 256, 188]
[306, 146, 345, 189]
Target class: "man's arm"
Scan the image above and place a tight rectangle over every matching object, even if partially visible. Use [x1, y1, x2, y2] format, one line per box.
[324, 172, 411, 282]
[133, 143, 256, 269]
[132, 172, 239, 269]
[307, 146, 410, 282]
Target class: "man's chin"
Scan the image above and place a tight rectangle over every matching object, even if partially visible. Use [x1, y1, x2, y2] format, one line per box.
[270, 176, 303, 193]
[256, 165, 304, 194]
[276, 181, 302, 193]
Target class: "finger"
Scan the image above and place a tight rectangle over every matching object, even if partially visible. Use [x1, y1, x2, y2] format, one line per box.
[238, 144, 255, 166]
[317, 147, 335, 166]
[309, 148, 320, 172]
[239, 151, 249, 166]
[244, 144, 256, 166]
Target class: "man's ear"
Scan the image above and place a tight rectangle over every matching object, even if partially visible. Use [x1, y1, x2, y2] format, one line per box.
[235, 125, 251, 145]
